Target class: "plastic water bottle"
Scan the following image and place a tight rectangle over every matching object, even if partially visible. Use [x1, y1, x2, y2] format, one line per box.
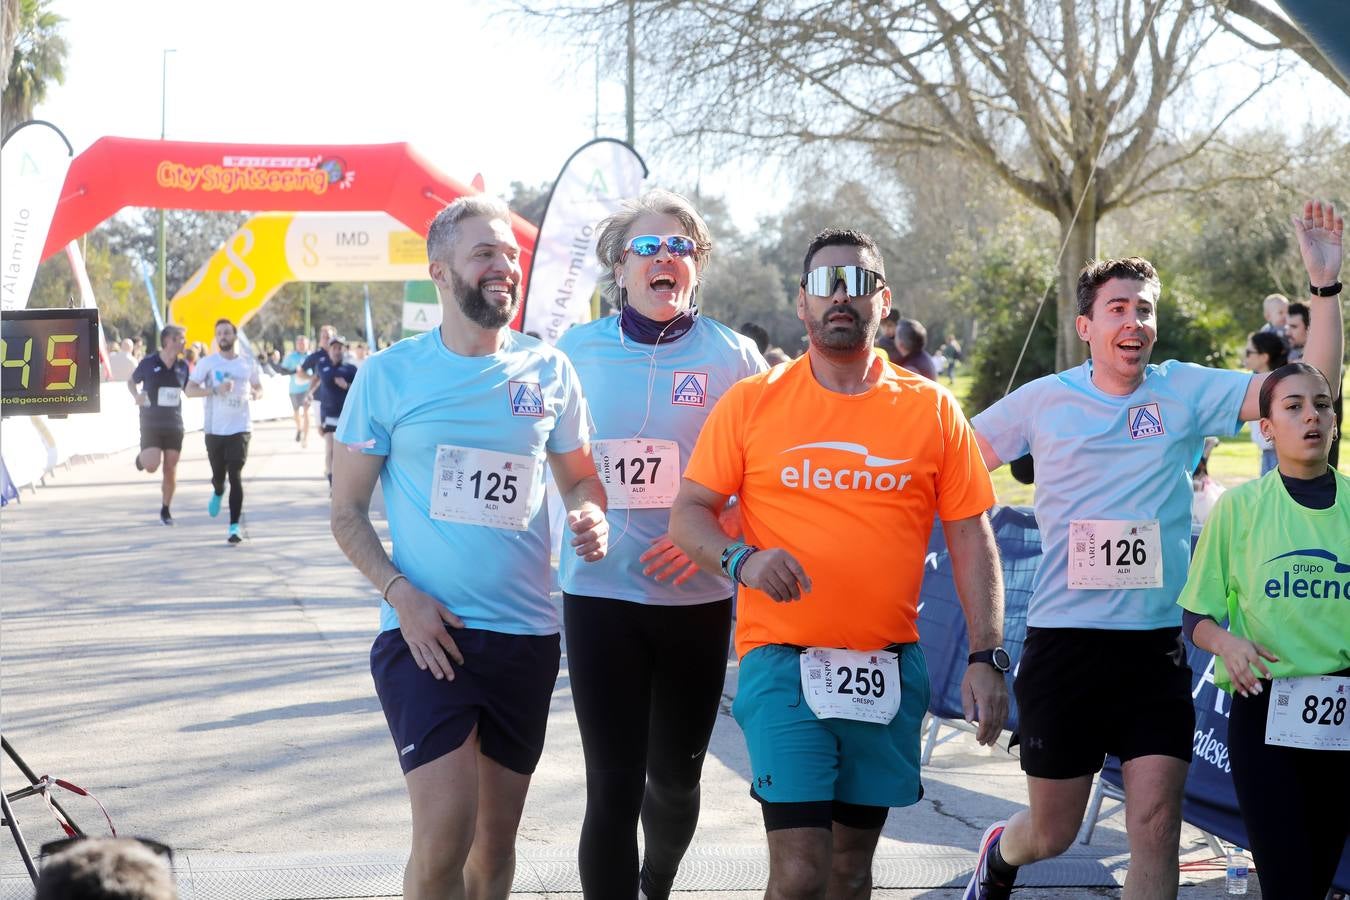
[1225, 846, 1249, 895]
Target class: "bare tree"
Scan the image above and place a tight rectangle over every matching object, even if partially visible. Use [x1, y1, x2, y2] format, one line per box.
[522, 0, 1330, 368]
[1215, 0, 1348, 95]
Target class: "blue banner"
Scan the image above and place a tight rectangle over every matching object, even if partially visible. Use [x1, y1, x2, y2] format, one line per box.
[364, 284, 375, 347]
[918, 506, 1349, 889]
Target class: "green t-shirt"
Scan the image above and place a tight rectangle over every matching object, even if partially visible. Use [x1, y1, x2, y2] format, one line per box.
[1177, 468, 1350, 692]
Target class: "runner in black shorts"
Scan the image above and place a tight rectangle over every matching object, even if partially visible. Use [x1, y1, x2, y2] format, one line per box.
[311, 335, 357, 492]
[127, 325, 189, 525]
[328, 196, 610, 899]
[966, 201, 1344, 900]
[185, 319, 262, 545]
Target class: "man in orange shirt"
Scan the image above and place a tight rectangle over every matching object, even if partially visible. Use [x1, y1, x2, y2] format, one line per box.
[670, 228, 1009, 898]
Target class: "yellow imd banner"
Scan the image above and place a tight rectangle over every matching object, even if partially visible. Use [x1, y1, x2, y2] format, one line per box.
[170, 212, 429, 345]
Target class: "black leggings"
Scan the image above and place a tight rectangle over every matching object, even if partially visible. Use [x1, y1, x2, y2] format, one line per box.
[205, 433, 249, 525]
[1227, 673, 1350, 900]
[564, 592, 733, 899]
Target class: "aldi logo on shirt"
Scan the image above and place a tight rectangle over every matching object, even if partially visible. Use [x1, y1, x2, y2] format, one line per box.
[508, 381, 544, 417]
[672, 371, 708, 407]
[1127, 403, 1164, 440]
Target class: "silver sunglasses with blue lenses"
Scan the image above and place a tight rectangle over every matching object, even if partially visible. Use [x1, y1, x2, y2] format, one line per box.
[801, 265, 885, 297]
[626, 234, 698, 258]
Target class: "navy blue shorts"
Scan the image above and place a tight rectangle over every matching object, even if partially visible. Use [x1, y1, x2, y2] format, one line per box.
[370, 626, 560, 775]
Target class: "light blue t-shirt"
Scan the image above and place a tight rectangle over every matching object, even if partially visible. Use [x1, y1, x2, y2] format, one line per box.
[971, 359, 1251, 630]
[555, 315, 767, 605]
[282, 350, 310, 395]
[336, 329, 591, 636]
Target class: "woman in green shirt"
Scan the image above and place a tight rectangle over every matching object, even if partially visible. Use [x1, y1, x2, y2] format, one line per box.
[1178, 362, 1349, 899]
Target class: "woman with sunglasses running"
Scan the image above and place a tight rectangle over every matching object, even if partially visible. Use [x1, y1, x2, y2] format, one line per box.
[555, 189, 766, 899]
[1178, 362, 1349, 900]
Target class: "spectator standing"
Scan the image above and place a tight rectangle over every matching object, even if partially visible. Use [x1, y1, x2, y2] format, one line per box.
[1258, 292, 1288, 338]
[108, 339, 138, 382]
[895, 317, 937, 380]
[939, 334, 964, 384]
[1244, 330, 1288, 475]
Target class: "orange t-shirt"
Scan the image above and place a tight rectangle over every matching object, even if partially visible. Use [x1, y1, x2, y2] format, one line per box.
[684, 354, 995, 657]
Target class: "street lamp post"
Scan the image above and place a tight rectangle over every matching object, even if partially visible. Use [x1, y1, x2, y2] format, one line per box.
[156, 49, 176, 323]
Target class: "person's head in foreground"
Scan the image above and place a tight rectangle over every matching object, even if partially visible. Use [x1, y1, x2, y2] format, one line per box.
[37, 837, 177, 900]
[1257, 362, 1337, 478]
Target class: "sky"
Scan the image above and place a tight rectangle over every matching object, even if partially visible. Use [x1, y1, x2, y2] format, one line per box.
[33, 0, 785, 229]
[30, 1, 1347, 233]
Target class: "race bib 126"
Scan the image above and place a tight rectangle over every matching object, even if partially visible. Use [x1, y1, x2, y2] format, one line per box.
[1068, 519, 1163, 590]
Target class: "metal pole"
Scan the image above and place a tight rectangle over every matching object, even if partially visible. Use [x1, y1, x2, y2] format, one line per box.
[157, 49, 175, 321]
[304, 282, 312, 338]
[625, 0, 635, 146]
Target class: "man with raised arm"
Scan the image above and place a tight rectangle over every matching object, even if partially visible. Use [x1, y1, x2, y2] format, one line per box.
[963, 201, 1343, 900]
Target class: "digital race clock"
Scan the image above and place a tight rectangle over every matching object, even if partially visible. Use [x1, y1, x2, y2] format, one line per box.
[0, 308, 102, 417]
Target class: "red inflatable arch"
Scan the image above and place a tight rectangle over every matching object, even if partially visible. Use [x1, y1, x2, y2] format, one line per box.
[40, 136, 537, 289]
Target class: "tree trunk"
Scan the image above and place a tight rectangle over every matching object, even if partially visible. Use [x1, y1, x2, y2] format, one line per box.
[1056, 201, 1097, 372]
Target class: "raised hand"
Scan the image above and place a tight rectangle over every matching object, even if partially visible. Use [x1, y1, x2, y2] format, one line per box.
[1291, 199, 1344, 289]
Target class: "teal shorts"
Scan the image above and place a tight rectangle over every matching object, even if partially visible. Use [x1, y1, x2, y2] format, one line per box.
[732, 642, 930, 808]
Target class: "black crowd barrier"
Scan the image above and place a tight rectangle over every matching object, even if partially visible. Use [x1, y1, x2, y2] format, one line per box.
[916, 506, 1349, 889]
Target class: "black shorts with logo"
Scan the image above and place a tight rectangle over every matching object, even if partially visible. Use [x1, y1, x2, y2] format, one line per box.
[1013, 626, 1194, 779]
[370, 626, 560, 775]
[204, 432, 250, 468]
[140, 427, 184, 452]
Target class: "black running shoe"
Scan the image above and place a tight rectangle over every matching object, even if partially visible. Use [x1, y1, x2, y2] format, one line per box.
[161, 509, 174, 526]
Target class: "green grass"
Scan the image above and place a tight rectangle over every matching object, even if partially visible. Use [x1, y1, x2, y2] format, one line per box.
[947, 370, 1347, 510]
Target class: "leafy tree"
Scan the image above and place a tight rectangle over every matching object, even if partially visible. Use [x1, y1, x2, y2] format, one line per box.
[107, 208, 250, 301]
[955, 210, 1230, 417]
[524, 0, 1334, 370]
[2, 0, 66, 137]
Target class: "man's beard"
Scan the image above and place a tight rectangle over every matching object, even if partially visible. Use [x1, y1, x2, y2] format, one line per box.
[805, 305, 874, 353]
[452, 270, 519, 329]
[218, 337, 235, 352]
